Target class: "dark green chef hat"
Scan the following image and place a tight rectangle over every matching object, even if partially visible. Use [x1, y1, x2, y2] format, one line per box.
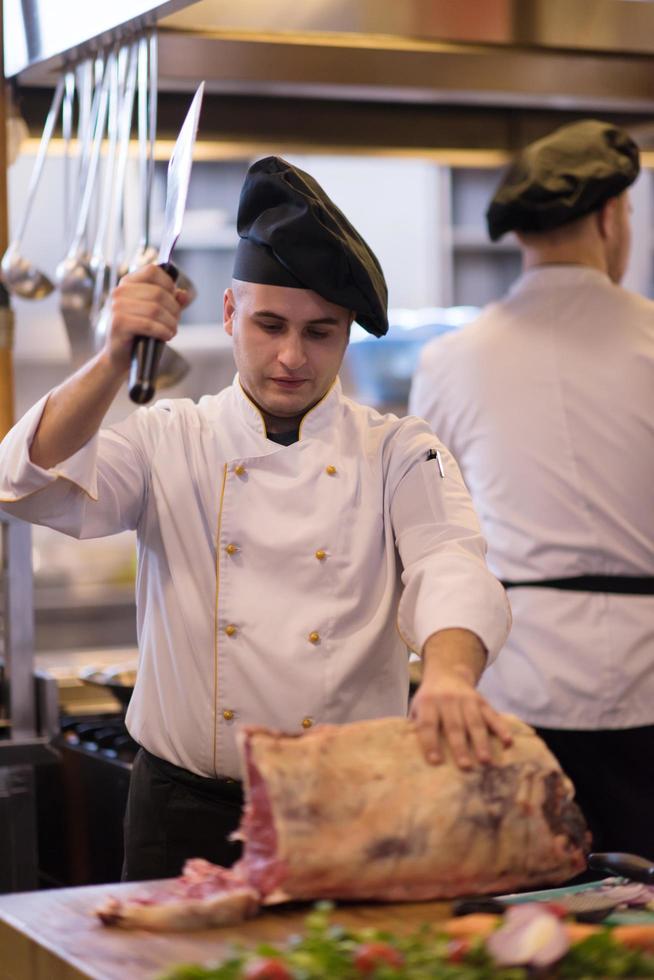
[486, 119, 640, 242]
[233, 156, 389, 337]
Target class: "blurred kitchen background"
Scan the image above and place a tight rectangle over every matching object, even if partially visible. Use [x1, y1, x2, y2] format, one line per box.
[11, 146, 654, 672]
[4, 0, 654, 890]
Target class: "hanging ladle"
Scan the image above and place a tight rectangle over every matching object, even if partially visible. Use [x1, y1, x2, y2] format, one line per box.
[57, 51, 113, 366]
[94, 41, 139, 349]
[1, 76, 65, 299]
[89, 45, 126, 324]
[130, 32, 158, 272]
[56, 52, 112, 299]
[61, 69, 76, 255]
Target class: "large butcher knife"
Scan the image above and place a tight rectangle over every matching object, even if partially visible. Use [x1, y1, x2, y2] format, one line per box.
[128, 82, 204, 404]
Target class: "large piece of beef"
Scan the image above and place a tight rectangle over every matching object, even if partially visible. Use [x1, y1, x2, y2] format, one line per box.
[239, 715, 588, 901]
[97, 715, 588, 929]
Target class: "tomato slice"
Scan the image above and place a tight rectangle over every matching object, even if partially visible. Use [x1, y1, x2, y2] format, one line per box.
[446, 938, 471, 963]
[242, 957, 293, 980]
[353, 941, 405, 975]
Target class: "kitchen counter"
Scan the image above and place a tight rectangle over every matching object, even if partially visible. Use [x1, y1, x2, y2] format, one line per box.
[0, 880, 451, 980]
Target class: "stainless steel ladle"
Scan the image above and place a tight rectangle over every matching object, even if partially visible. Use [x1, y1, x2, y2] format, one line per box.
[62, 69, 76, 252]
[94, 41, 139, 349]
[57, 51, 113, 365]
[129, 31, 158, 272]
[1, 76, 65, 299]
[89, 46, 125, 323]
[74, 58, 94, 215]
[57, 52, 112, 303]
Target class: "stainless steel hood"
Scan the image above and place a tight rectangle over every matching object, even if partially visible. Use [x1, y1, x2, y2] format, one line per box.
[154, 0, 654, 110]
[7, 0, 654, 108]
[6, 0, 654, 154]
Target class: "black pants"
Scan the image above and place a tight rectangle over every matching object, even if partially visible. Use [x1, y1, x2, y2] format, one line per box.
[122, 748, 245, 881]
[535, 725, 654, 863]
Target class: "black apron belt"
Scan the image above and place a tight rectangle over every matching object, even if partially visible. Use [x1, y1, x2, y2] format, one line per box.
[501, 575, 654, 595]
[141, 748, 244, 804]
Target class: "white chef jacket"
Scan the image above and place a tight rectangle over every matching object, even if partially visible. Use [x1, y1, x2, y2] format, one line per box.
[0, 375, 509, 778]
[410, 265, 654, 731]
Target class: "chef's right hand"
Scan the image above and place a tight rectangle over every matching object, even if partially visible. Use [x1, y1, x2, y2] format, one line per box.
[103, 264, 190, 375]
[411, 628, 513, 769]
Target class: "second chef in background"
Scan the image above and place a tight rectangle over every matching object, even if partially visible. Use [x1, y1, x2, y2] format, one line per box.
[411, 120, 654, 860]
[0, 157, 511, 880]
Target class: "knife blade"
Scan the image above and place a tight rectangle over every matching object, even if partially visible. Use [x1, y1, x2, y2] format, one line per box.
[587, 852, 654, 884]
[456, 878, 654, 925]
[128, 81, 205, 404]
[452, 892, 621, 924]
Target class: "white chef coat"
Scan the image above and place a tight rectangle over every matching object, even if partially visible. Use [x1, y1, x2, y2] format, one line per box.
[0, 375, 509, 778]
[410, 265, 654, 731]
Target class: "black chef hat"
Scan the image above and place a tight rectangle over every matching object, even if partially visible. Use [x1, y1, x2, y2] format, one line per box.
[486, 120, 640, 242]
[233, 156, 389, 337]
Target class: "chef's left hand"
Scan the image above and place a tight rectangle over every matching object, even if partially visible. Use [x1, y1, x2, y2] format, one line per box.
[409, 628, 513, 769]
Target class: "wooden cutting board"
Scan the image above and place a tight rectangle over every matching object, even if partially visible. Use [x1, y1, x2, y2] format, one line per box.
[0, 880, 451, 980]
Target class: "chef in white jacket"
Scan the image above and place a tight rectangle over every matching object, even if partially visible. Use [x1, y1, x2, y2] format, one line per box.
[410, 121, 654, 860]
[0, 156, 510, 880]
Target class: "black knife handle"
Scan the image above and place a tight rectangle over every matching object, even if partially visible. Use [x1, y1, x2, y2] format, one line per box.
[452, 897, 507, 916]
[587, 851, 654, 883]
[128, 262, 180, 405]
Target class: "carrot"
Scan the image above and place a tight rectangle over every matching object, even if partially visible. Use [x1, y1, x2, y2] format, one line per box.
[564, 921, 602, 943]
[611, 924, 654, 951]
[442, 913, 646, 948]
[442, 914, 501, 939]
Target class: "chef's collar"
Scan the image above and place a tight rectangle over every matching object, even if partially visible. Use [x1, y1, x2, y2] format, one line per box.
[508, 264, 614, 297]
[232, 374, 343, 442]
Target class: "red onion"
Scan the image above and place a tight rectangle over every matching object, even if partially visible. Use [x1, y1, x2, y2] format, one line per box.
[486, 903, 570, 968]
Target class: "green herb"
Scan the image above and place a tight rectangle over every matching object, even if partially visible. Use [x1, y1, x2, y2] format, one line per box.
[159, 904, 654, 980]
[558, 930, 654, 978]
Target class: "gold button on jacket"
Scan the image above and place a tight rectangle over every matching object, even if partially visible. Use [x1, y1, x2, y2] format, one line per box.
[308, 631, 320, 644]
[315, 549, 327, 561]
[225, 624, 237, 637]
[234, 465, 246, 476]
[223, 709, 235, 721]
[225, 543, 238, 555]
[302, 717, 313, 729]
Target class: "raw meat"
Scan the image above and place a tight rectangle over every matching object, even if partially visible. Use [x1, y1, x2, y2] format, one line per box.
[95, 858, 260, 930]
[97, 716, 588, 929]
[238, 715, 588, 901]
